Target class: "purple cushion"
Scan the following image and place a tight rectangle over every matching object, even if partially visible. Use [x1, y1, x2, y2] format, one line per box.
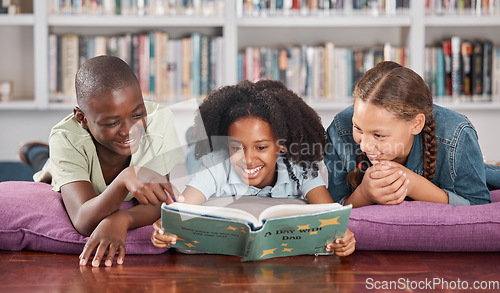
[349, 189, 500, 251]
[0, 181, 167, 254]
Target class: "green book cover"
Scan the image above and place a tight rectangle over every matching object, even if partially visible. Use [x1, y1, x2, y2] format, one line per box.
[161, 197, 351, 262]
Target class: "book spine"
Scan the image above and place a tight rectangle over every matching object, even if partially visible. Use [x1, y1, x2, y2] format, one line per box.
[191, 33, 201, 97]
[200, 34, 211, 95]
[286, 46, 301, 95]
[155, 31, 167, 102]
[49, 34, 58, 95]
[492, 47, 500, 103]
[167, 39, 178, 102]
[56, 34, 63, 96]
[483, 40, 493, 99]
[461, 41, 473, 97]
[149, 31, 156, 96]
[471, 40, 483, 97]
[237, 52, 244, 82]
[324, 42, 335, 100]
[436, 47, 446, 97]
[252, 47, 261, 82]
[442, 39, 452, 97]
[61, 34, 79, 101]
[451, 36, 462, 99]
[78, 35, 88, 67]
[131, 33, 139, 79]
[278, 48, 287, 85]
[181, 37, 192, 99]
[138, 33, 150, 97]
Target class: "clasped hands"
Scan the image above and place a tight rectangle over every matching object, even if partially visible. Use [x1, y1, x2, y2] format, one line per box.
[358, 160, 412, 205]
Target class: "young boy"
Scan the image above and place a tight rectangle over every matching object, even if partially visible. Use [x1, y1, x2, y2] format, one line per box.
[33, 55, 184, 267]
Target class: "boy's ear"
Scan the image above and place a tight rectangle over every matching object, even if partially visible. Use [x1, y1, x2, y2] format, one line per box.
[411, 113, 426, 135]
[73, 106, 89, 130]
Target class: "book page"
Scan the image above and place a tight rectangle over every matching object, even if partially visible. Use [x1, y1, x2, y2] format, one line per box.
[203, 196, 343, 223]
[203, 196, 307, 218]
[164, 202, 262, 227]
[257, 202, 344, 222]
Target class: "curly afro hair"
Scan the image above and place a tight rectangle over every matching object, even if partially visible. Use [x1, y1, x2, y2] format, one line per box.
[191, 80, 327, 187]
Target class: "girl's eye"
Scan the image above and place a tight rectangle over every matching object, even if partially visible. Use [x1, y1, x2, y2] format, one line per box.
[231, 146, 243, 151]
[257, 146, 268, 151]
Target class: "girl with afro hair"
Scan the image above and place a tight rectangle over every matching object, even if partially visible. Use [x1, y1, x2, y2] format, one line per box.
[152, 79, 355, 256]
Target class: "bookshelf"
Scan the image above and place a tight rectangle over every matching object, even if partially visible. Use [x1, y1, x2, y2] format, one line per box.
[0, 0, 500, 161]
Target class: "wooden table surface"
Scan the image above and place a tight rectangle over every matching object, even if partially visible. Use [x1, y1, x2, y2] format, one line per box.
[1, 250, 500, 292]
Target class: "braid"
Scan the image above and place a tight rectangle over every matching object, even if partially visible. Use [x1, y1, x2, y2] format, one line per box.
[347, 153, 369, 189]
[422, 114, 438, 180]
[283, 156, 300, 189]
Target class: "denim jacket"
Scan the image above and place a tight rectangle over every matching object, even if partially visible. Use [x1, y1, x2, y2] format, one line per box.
[325, 104, 496, 206]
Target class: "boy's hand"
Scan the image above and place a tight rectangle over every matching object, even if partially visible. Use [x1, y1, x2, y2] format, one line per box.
[79, 213, 127, 267]
[326, 228, 355, 257]
[122, 166, 178, 205]
[151, 219, 178, 248]
[358, 162, 409, 205]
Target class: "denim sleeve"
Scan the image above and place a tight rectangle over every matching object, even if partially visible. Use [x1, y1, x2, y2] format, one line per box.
[324, 130, 352, 205]
[443, 189, 471, 206]
[448, 126, 491, 205]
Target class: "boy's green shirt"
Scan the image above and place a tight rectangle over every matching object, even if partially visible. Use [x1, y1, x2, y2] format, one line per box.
[34, 101, 184, 200]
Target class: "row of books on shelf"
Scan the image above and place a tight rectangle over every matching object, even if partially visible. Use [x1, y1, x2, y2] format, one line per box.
[237, 43, 407, 101]
[424, 37, 500, 103]
[238, 0, 410, 17]
[49, 0, 224, 16]
[49, 32, 224, 104]
[0, 0, 29, 14]
[426, 0, 500, 16]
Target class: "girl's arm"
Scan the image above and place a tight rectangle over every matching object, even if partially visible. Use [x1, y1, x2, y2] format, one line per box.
[305, 185, 355, 257]
[371, 160, 448, 204]
[344, 163, 409, 207]
[305, 185, 334, 204]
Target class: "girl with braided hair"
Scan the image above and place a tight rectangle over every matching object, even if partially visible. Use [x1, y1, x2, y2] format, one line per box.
[325, 61, 497, 208]
[152, 79, 355, 256]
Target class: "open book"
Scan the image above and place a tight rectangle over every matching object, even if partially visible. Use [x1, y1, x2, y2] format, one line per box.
[161, 196, 351, 262]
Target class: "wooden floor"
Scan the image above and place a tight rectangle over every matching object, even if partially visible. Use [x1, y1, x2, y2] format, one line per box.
[1, 250, 499, 293]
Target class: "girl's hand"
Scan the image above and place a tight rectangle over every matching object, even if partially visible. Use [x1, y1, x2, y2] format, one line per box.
[358, 162, 409, 205]
[326, 228, 355, 257]
[151, 219, 178, 248]
[121, 166, 178, 205]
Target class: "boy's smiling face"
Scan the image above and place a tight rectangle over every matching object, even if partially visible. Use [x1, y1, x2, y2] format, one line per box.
[227, 116, 284, 189]
[76, 85, 147, 161]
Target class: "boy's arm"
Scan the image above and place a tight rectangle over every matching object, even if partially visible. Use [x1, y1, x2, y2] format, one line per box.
[61, 167, 175, 236]
[79, 203, 161, 267]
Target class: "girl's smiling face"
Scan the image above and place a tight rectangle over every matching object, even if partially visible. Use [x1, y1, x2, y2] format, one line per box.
[352, 99, 424, 165]
[228, 116, 283, 189]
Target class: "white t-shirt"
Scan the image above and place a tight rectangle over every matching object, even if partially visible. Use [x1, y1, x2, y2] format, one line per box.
[187, 150, 326, 200]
